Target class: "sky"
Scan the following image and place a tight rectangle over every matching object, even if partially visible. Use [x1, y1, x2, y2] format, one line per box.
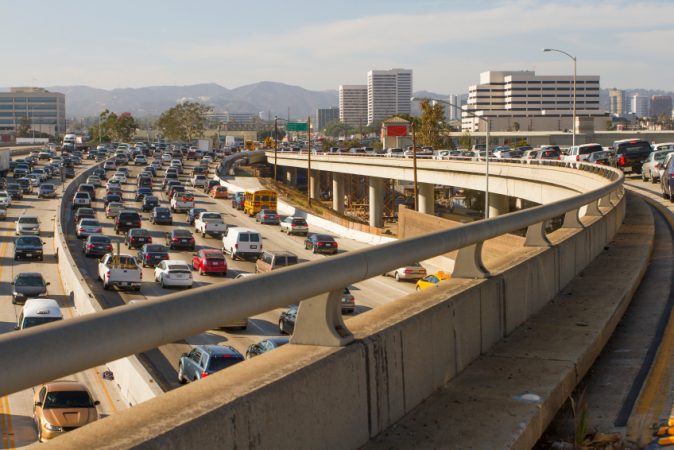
[2, 0, 674, 94]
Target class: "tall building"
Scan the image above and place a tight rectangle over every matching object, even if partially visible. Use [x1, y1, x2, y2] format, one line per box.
[447, 94, 461, 120]
[339, 85, 367, 128]
[462, 70, 606, 132]
[630, 94, 650, 118]
[367, 68, 412, 126]
[0, 87, 66, 138]
[316, 107, 339, 131]
[651, 95, 673, 118]
[608, 89, 626, 116]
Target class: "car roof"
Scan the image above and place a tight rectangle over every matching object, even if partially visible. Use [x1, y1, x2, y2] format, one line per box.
[197, 344, 242, 357]
[42, 380, 89, 392]
[22, 298, 62, 317]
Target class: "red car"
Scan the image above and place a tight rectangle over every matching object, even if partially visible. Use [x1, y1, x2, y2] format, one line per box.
[192, 249, 227, 276]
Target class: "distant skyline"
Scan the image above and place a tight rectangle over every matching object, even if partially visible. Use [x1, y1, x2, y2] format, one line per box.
[3, 0, 674, 93]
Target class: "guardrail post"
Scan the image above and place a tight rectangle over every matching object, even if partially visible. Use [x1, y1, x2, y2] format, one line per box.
[609, 188, 620, 205]
[290, 289, 354, 347]
[562, 208, 583, 228]
[452, 242, 490, 278]
[525, 221, 552, 247]
[599, 194, 612, 208]
[585, 199, 602, 216]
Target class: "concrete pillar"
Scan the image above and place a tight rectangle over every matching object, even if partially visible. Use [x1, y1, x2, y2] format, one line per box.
[332, 173, 345, 213]
[368, 176, 384, 228]
[418, 183, 435, 215]
[285, 167, 297, 186]
[309, 169, 320, 200]
[488, 192, 510, 218]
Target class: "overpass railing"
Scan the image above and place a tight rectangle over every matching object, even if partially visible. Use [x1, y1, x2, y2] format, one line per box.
[0, 160, 623, 397]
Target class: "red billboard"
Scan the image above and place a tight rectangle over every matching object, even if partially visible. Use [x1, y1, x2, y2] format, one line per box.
[386, 125, 408, 137]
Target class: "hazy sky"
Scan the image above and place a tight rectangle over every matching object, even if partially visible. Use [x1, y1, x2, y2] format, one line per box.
[3, 0, 673, 93]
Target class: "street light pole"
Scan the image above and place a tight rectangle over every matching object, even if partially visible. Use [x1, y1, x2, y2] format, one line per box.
[411, 122, 418, 211]
[307, 116, 312, 208]
[411, 96, 491, 219]
[543, 48, 577, 147]
[274, 116, 278, 182]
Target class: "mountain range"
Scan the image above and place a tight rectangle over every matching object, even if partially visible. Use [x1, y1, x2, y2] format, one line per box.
[4, 81, 670, 120]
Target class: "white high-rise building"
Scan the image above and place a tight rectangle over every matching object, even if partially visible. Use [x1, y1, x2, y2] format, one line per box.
[630, 94, 650, 118]
[367, 68, 412, 125]
[447, 94, 460, 120]
[339, 85, 367, 128]
[462, 70, 607, 132]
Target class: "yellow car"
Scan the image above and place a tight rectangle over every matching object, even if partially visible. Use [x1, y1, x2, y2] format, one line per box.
[415, 271, 450, 291]
[33, 381, 100, 442]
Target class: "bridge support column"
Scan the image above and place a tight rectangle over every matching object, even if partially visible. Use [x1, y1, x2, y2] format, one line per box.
[309, 170, 320, 200]
[285, 167, 297, 186]
[368, 176, 384, 228]
[418, 183, 435, 215]
[332, 173, 345, 213]
[488, 192, 509, 217]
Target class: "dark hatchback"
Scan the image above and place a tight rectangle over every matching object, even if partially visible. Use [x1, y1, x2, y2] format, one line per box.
[150, 207, 173, 225]
[142, 195, 160, 212]
[278, 305, 298, 335]
[82, 234, 113, 257]
[166, 229, 195, 250]
[115, 211, 142, 235]
[103, 193, 122, 207]
[304, 233, 339, 255]
[245, 337, 289, 359]
[137, 244, 170, 268]
[135, 187, 153, 201]
[14, 236, 45, 261]
[125, 228, 153, 249]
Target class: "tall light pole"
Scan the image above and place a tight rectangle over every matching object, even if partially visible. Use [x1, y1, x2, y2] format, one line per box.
[543, 48, 577, 147]
[412, 97, 491, 219]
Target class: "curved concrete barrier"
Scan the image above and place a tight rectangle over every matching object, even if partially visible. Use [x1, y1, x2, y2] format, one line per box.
[54, 161, 162, 405]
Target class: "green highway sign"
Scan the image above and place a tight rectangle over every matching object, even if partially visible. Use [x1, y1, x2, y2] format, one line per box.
[287, 122, 308, 131]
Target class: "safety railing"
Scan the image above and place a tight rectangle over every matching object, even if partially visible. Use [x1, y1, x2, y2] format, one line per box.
[0, 160, 624, 397]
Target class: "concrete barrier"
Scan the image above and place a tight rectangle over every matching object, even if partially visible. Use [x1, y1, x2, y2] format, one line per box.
[42, 181, 627, 449]
[53, 161, 162, 405]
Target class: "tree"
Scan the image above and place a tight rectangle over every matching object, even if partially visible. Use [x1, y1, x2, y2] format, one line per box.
[459, 131, 472, 149]
[157, 101, 212, 142]
[324, 120, 354, 138]
[88, 109, 138, 143]
[512, 121, 520, 132]
[16, 116, 31, 137]
[418, 99, 448, 149]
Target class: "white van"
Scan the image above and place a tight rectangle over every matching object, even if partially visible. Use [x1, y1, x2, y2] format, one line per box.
[16, 298, 63, 330]
[221, 227, 262, 261]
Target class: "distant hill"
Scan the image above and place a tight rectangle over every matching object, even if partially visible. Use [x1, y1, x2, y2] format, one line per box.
[40, 82, 339, 119]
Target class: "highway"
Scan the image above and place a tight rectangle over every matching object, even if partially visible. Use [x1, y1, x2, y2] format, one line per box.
[63, 154, 420, 390]
[0, 155, 126, 449]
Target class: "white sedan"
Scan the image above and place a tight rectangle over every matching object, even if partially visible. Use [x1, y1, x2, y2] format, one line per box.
[0, 191, 11, 207]
[154, 260, 193, 289]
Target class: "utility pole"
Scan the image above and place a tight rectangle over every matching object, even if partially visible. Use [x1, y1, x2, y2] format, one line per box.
[412, 122, 418, 211]
[274, 116, 278, 181]
[307, 116, 312, 208]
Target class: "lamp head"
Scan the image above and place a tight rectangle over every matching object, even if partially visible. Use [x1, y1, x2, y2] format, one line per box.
[542, 48, 551, 52]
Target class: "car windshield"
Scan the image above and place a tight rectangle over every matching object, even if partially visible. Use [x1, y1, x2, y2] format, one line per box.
[201, 213, 221, 220]
[19, 217, 38, 224]
[15, 275, 45, 286]
[169, 265, 190, 272]
[22, 317, 61, 329]
[81, 219, 99, 226]
[41, 185, 54, 190]
[618, 142, 651, 155]
[173, 230, 191, 237]
[316, 235, 334, 242]
[155, 208, 169, 214]
[146, 245, 167, 253]
[90, 236, 110, 244]
[207, 355, 242, 371]
[43, 390, 94, 409]
[145, 196, 158, 202]
[292, 219, 307, 225]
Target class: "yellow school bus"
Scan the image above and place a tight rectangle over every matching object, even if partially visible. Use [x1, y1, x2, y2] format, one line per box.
[244, 189, 277, 217]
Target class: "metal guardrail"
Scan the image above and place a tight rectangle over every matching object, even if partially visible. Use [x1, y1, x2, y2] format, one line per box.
[0, 160, 624, 397]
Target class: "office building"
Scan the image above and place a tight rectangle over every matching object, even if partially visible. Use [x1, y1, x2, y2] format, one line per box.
[0, 87, 66, 138]
[630, 94, 650, 118]
[651, 95, 672, 118]
[367, 68, 413, 126]
[339, 85, 367, 128]
[462, 70, 607, 132]
[447, 94, 461, 120]
[608, 89, 626, 117]
[316, 107, 339, 131]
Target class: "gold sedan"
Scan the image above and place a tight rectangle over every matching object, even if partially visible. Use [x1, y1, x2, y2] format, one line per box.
[33, 381, 99, 442]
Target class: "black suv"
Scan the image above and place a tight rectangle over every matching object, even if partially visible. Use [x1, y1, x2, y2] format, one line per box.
[115, 211, 142, 235]
[610, 139, 653, 174]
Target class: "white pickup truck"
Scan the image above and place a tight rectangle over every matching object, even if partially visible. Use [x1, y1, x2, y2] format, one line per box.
[170, 192, 195, 213]
[194, 211, 227, 238]
[98, 253, 142, 291]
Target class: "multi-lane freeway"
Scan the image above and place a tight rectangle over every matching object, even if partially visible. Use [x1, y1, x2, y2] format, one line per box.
[1, 147, 434, 447]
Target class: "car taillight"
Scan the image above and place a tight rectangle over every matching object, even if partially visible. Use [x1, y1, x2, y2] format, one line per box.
[147, 237, 152, 243]
[172, 237, 179, 242]
[96, 228, 102, 233]
[106, 245, 112, 250]
[576, 155, 580, 162]
[145, 255, 151, 259]
[618, 155, 625, 166]
[189, 238, 195, 242]
[404, 269, 413, 274]
[201, 371, 209, 378]
[140, 271, 143, 280]
[318, 242, 325, 247]
[87, 244, 95, 249]
[235, 243, 238, 249]
[106, 270, 110, 278]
